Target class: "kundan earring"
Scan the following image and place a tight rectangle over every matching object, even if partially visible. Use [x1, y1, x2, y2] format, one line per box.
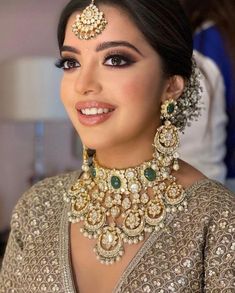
[153, 99, 180, 175]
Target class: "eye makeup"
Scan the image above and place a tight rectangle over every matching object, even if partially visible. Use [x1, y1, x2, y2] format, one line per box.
[55, 49, 138, 71]
[103, 50, 137, 68]
[55, 57, 80, 71]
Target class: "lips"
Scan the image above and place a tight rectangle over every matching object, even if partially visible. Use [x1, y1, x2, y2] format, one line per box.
[75, 101, 116, 126]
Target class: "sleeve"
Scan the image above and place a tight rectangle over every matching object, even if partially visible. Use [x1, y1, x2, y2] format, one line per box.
[204, 194, 235, 292]
[0, 188, 31, 292]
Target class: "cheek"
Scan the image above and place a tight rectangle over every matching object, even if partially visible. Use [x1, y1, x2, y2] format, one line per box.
[120, 82, 144, 105]
[120, 71, 162, 108]
[60, 77, 66, 103]
[60, 76, 73, 107]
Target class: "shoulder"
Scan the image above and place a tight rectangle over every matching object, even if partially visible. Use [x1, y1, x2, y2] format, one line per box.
[11, 171, 81, 224]
[20, 170, 80, 203]
[188, 178, 234, 200]
[176, 161, 234, 214]
[186, 179, 235, 219]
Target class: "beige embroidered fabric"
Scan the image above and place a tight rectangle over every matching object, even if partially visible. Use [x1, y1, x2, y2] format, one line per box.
[0, 172, 234, 292]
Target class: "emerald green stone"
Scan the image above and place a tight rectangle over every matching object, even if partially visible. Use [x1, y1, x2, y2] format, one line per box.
[144, 167, 156, 181]
[167, 103, 175, 114]
[111, 176, 121, 189]
[90, 167, 96, 178]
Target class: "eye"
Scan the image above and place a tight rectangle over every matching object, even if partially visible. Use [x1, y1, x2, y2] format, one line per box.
[103, 54, 135, 67]
[55, 58, 80, 71]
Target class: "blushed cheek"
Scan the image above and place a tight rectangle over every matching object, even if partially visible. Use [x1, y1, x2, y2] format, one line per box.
[121, 76, 146, 101]
[121, 72, 162, 106]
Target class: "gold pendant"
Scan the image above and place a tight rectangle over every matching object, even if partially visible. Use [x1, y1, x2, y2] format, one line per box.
[145, 198, 166, 226]
[122, 209, 145, 243]
[83, 207, 106, 238]
[68, 192, 90, 223]
[95, 226, 124, 265]
[165, 182, 185, 205]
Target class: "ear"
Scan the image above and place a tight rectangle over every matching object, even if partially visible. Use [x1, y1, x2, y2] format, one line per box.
[161, 75, 185, 102]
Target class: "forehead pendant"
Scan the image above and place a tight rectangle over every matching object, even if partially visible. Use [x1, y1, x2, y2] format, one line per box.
[72, 0, 108, 40]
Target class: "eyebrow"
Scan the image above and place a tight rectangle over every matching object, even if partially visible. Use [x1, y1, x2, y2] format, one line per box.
[96, 41, 143, 56]
[60, 41, 143, 56]
[60, 45, 78, 54]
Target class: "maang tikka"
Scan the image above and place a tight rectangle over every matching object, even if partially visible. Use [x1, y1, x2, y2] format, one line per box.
[72, 0, 108, 40]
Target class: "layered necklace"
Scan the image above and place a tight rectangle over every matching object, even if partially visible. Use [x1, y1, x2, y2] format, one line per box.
[64, 120, 187, 265]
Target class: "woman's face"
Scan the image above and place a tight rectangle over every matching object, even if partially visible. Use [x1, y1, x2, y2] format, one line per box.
[60, 5, 168, 153]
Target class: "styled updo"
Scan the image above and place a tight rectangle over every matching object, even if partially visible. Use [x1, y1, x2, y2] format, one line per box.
[57, 0, 201, 130]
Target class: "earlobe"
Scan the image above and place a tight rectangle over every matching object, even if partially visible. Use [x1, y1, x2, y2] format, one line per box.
[162, 75, 185, 102]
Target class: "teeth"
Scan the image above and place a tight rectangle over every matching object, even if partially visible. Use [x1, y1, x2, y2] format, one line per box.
[81, 107, 111, 115]
[90, 108, 97, 115]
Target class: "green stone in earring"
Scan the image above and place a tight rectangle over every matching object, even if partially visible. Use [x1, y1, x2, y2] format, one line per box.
[167, 103, 175, 114]
[90, 167, 96, 178]
[144, 168, 156, 181]
[111, 176, 121, 189]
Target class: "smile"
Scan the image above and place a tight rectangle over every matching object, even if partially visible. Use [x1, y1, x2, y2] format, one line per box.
[80, 107, 113, 116]
[75, 101, 116, 126]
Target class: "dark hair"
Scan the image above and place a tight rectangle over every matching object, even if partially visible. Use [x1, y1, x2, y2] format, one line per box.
[57, 0, 193, 80]
[180, 0, 235, 62]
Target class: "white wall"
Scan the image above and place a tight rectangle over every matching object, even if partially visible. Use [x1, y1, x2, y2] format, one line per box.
[0, 0, 82, 230]
[0, 0, 67, 62]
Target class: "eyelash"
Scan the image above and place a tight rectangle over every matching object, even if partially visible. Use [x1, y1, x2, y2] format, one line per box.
[55, 58, 80, 71]
[55, 52, 136, 71]
[103, 52, 136, 68]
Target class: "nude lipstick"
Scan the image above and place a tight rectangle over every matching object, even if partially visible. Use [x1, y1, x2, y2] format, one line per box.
[75, 101, 116, 126]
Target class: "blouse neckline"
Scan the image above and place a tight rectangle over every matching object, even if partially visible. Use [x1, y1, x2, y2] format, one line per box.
[60, 177, 213, 293]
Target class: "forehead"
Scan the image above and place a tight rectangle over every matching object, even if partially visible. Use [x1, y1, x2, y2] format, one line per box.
[63, 5, 150, 50]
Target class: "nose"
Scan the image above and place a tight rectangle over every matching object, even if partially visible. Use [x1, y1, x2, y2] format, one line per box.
[74, 66, 102, 96]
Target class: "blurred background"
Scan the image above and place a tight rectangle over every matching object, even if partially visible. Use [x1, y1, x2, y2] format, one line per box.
[0, 0, 82, 258]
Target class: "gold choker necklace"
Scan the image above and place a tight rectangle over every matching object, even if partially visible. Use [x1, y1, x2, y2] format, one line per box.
[64, 156, 187, 265]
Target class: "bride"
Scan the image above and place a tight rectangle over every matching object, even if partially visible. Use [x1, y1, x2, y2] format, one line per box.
[1, 1, 234, 292]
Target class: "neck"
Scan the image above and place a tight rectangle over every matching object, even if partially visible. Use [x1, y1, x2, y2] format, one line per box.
[95, 139, 154, 169]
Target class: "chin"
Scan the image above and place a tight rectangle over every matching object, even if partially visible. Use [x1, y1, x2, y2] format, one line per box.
[74, 122, 119, 152]
[77, 132, 110, 152]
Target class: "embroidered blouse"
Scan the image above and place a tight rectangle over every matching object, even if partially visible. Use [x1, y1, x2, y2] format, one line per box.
[0, 172, 234, 292]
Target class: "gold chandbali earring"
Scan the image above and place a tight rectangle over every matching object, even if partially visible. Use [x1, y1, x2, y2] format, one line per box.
[72, 0, 108, 40]
[65, 101, 186, 265]
[153, 99, 185, 203]
[154, 99, 180, 173]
